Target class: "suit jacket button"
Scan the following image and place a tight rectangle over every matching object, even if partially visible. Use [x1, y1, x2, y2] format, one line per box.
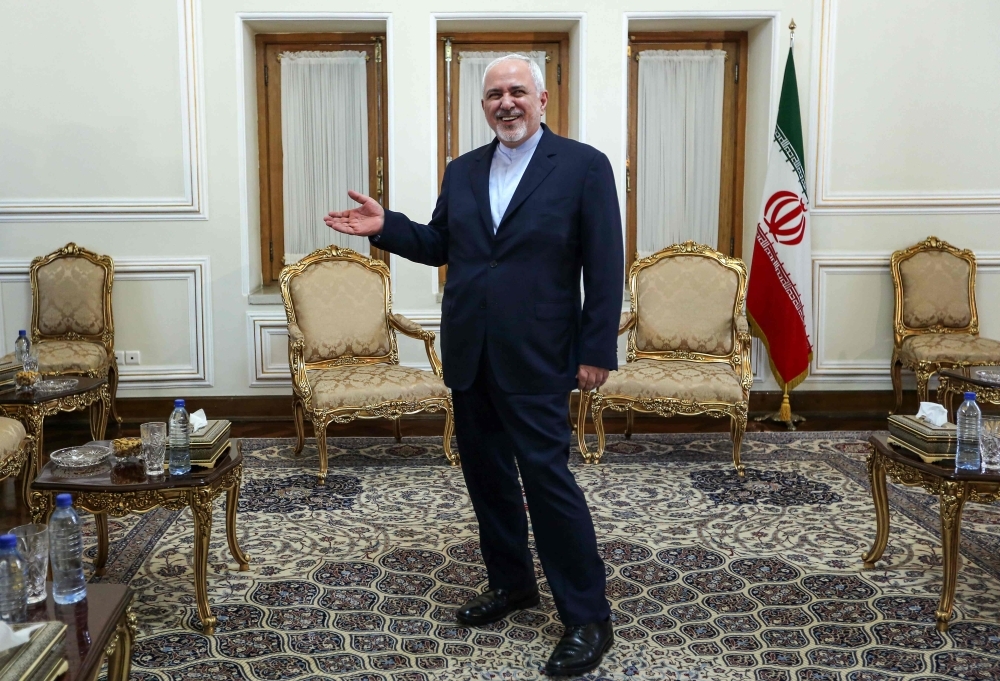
[489, 261, 498, 268]
[479, 302, 486, 309]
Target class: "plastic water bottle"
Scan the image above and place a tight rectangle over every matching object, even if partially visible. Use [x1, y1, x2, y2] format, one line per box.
[0, 534, 27, 623]
[169, 398, 191, 475]
[956, 391, 982, 472]
[13, 330, 30, 363]
[51, 494, 87, 604]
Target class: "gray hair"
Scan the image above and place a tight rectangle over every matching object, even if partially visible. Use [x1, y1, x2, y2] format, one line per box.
[481, 54, 545, 97]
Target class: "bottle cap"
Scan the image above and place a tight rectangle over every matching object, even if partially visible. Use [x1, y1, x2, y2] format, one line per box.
[55, 493, 74, 508]
[965, 392, 977, 400]
[18, 330, 26, 336]
[174, 399, 186, 408]
[0, 535, 16, 550]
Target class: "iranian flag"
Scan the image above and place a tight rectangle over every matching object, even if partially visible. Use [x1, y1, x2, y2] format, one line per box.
[746, 46, 813, 390]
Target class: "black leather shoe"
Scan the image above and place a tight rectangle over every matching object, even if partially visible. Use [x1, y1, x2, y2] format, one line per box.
[455, 588, 540, 626]
[544, 618, 614, 676]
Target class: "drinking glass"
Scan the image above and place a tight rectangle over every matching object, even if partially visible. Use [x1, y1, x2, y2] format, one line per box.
[979, 416, 1000, 472]
[21, 348, 39, 373]
[10, 523, 48, 604]
[141, 422, 167, 476]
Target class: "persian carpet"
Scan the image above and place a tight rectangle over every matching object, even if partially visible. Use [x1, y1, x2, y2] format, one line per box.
[84, 432, 1000, 681]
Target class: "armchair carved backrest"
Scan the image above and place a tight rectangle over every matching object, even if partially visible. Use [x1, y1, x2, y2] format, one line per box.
[625, 242, 751, 390]
[890, 236, 978, 348]
[30, 243, 115, 355]
[279, 247, 403, 404]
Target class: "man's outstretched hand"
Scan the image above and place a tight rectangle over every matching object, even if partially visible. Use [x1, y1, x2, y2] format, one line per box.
[577, 365, 609, 392]
[324, 190, 385, 237]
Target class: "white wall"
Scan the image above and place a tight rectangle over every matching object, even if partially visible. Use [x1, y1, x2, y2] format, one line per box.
[0, 0, 997, 398]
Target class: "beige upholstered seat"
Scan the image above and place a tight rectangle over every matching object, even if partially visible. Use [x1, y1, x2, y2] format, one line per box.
[0, 244, 120, 424]
[580, 242, 752, 474]
[600, 360, 745, 405]
[890, 237, 1000, 411]
[281, 246, 455, 482]
[0, 416, 32, 508]
[307, 365, 449, 410]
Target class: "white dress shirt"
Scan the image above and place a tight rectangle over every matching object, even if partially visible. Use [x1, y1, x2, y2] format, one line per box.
[488, 127, 544, 233]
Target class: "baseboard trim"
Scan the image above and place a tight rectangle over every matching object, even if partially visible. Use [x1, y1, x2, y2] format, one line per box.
[79, 390, 924, 426]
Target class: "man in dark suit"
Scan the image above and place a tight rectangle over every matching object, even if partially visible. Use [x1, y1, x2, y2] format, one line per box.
[326, 54, 623, 675]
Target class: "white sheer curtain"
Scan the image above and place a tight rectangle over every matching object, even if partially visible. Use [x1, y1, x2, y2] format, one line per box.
[457, 51, 548, 155]
[637, 50, 726, 256]
[281, 50, 370, 262]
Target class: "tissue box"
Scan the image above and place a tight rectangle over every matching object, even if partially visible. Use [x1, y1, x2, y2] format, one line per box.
[887, 414, 956, 456]
[0, 622, 68, 681]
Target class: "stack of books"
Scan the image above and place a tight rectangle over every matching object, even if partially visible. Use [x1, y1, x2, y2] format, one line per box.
[887, 414, 957, 463]
[0, 622, 68, 681]
[0, 358, 22, 391]
[190, 419, 232, 468]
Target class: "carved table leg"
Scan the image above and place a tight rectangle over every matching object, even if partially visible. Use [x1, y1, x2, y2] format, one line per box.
[94, 512, 109, 577]
[105, 607, 135, 681]
[937, 482, 968, 632]
[862, 448, 891, 568]
[190, 489, 217, 634]
[225, 473, 250, 571]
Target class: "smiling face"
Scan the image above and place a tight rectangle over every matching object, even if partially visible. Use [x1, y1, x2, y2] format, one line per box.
[481, 58, 548, 148]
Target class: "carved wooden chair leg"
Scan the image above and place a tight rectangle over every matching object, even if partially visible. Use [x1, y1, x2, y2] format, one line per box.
[592, 399, 608, 465]
[916, 367, 933, 404]
[108, 362, 123, 427]
[292, 398, 306, 455]
[576, 391, 591, 462]
[313, 418, 330, 484]
[890, 355, 904, 415]
[730, 407, 747, 478]
[624, 406, 634, 439]
[393, 417, 402, 442]
[442, 398, 459, 465]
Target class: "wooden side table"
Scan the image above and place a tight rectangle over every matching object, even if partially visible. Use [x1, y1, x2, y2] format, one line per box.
[30, 441, 249, 634]
[937, 368, 1000, 420]
[0, 376, 110, 504]
[864, 434, 1000, 631]
[27, 583, 134, 681]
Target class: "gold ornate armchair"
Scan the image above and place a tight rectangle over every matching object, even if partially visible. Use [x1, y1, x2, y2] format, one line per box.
[0, 243, 120, 424]
[578, 242, 752, 475]
[0, 416, 33, 508]
[890, 236, 1000, 413]
[280, 246, 456, 482]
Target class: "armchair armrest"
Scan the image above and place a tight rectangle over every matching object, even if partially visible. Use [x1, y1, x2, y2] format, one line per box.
[286, 321, 309, 398]
[735, 314, 750, 339]
[734, 314, 753, 391]
[619, 312, 635, 336]
[390, 314, 443, 378]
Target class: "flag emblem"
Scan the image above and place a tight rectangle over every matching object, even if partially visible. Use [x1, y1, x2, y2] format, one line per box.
[763, 190, 807, 245]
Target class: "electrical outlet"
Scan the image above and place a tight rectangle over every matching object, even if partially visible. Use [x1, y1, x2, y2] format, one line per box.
[124, 351, 141, 366]
[114, 350, 125, 366]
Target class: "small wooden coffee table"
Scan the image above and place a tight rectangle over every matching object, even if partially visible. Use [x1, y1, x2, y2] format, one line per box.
[30, 441, 249, 634]
[864, 434, 1000, 631]
[28, 583, 134, 681]
[937, 368, 1000, 420]
[0, 376, 110, 504]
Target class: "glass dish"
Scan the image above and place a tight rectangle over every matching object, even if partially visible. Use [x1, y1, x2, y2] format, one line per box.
[34, 377, 79, 392]
[49, 444, 112, 469]
[976, 370, 1000, 384]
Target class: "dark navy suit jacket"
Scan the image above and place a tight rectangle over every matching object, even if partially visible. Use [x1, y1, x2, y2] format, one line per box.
[375, 124, 624, 394]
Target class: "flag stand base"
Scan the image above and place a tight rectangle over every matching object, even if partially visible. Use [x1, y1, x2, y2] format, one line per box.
[754, 387, 805, 431]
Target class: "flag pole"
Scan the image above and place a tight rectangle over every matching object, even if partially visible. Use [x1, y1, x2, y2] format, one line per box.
[752, 18, 807, 432]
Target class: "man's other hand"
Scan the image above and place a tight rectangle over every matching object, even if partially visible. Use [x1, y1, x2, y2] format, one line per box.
[577, 364, 609, 392]
[324, 190, 385, 237]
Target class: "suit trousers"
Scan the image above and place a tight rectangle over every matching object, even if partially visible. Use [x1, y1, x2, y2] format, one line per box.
[451, 351, 610, 626]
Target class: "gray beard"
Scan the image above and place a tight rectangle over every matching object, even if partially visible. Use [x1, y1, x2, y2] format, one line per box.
[496, 119, 528, 144]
